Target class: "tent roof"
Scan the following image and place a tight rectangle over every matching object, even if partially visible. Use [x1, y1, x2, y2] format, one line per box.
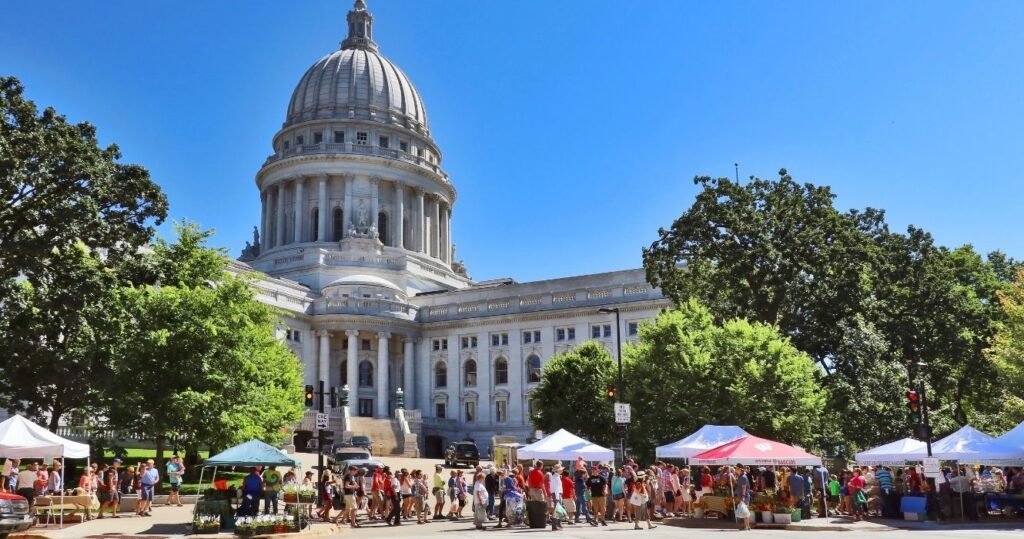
[997, 421, 1024, 450]
[656, 425, 749, 459]
[0, 415, 90, 459]
[203, 440, 300, 468]
[517, 429, 614, 462]
[691, 435, 822, 466]
[925, 425, 1023, 465]
[855, 437, 927, 465]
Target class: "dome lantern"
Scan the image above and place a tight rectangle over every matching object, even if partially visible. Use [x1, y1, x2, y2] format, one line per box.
[341, 0, 378, 53]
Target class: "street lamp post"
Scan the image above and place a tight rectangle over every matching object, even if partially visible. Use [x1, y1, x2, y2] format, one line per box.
[598, 307, 625, 463]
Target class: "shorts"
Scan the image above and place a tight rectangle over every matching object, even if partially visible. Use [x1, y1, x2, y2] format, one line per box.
[435, 489, 445, 504]
[665, 491, 675, 503]
[141, 484, 155, 501]
[613, 493, 624, 500]
[345, 494, 357, 509]
[170, 482, 181, 493]
[448, 488, 457, 502]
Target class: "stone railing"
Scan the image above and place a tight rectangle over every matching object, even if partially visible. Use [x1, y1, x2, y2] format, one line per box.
[263, 142, 450, 183]
[314, 297, 417, 319]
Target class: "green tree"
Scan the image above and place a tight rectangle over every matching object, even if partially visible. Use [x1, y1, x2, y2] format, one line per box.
[0, 76, 167, 286]
[108, 224, 304, 458]
[624, 301, 826, 459]
[987, 268, 1024, 428]
[531, 341, 618, 448]
[641, 169, 883, 373]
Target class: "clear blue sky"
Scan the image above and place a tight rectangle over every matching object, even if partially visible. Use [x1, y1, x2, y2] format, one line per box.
[4, 1, 1023, 282]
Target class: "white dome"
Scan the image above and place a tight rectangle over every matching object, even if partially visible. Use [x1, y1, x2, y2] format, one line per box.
[284, 1, 429, 132]
[325, 274, 403, 293]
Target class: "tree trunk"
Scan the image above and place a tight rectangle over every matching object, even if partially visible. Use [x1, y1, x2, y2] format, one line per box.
[48, 406, 63, 432]
[155, 436, 166, 471]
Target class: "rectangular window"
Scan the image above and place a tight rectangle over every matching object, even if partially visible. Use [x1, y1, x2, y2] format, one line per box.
[491, 333, 508, 347]
[416, 148, 424, 157]
[556, 328, 565, 342]
[523, 331, 532, 344]
[433, 339, 441, 351]
[378, 136, 389, 148]
[361, 339, 371, 351]
[358, 399, 373, 417]
[313, 132, 323, 144]
[628, 322, 639, 336]
[293, 330, 301, 343]
[399, 141, 408, 152]
[556, 327, 575, 342]
[592, 324, 612, 339]
[532, 330, 541, 343]
[356, 131, 368, 145]
[283, 141, 290, 150]
[465, 401, 476, 423]
[334, 131, 345, 143]
[296, 135, 304, 145]
[461, 336, 478, 349]
[495, 401, 507, 424]
[604, 325, 612, 338]
[568, 328, 575, 340]
[435, 402, 446, 419]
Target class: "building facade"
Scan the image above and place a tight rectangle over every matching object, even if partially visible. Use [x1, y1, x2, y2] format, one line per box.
[237, 1, 670, 456]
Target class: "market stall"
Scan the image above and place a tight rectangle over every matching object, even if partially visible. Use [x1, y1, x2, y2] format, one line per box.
[855, 437, 928, 466]
[197, 440, 303, 535]
[0, 415, 91, 528]
[517, 429, 614, 463]
[691, 435, 823, 523]
[655, 425, 748, 461]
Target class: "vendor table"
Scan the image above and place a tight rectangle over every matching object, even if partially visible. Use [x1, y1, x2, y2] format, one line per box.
[701, 495, 732, 517]
[35, 495, 96, 520]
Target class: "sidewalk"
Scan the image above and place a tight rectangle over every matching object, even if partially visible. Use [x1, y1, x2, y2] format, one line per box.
[663, 514, 1024, 532]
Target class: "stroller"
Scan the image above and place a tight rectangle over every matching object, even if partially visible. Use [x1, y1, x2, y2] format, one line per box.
[504, 491, 525, 527]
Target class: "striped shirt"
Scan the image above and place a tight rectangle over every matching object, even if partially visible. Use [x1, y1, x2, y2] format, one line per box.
[875, 469, 894, 490]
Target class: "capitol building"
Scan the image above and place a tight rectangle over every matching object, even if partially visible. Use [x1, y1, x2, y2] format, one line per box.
[237, 1, 670, 457]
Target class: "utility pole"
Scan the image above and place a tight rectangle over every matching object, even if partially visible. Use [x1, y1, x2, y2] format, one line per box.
[599, 307, 626, 463]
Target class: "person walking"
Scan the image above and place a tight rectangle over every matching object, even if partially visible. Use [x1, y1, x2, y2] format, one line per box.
[339, 466, 360, 528]
[385, 468, 402, 526]
[165, 455, 185, 507]
[549, 464, 564, 530]
[137, 460, 159, 517]
[262, 465, 282, 514]
[629, 471, 651, 530]
[96, 468, 119, 519]
[611, 468, 625, 521]
[473, 472, 489, 530]
[316, 469, 333, 522]
[432, 464, 446, 520]
[735, 466, 752, 531]
[586, 466, 608, 526]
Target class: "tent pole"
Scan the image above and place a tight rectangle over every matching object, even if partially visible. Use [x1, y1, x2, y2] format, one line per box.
[60, 457, 65, 528]
[197, 467, 205, 496]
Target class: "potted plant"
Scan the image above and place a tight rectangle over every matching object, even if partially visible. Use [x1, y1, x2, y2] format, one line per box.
[234, 517, 254, 538]
[298, 483, 317, 504]
[282, 483, 299, 504]
[758, 503, 774, 524]
[790, 506, 802, 523]
[772, 504, 792, 524]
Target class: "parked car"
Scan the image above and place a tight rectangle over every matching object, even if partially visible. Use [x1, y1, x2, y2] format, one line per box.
[0, 491, 33, 539]
[350, 435, 372, 452]
[445, 441, 480, 468]
[328, 444, 372, 473]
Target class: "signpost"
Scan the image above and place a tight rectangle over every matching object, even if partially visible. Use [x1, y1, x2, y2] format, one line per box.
[316, 413, 329, 430]
[922, 457, 942, 479]
[614, 403, 631, 424]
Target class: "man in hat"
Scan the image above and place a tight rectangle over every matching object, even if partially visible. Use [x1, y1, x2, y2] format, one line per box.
[548, 464, 564, 530]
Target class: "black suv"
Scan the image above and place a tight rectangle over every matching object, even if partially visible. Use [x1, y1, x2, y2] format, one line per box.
[445, 441, 480, 468]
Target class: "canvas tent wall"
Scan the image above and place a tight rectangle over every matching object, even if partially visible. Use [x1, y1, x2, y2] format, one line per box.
[855, 437, 927, 466]
[0, 415, 89, 459]
[656, 425, 748, 460]
[916, 425, 1024, 465]
[517, 429, 614, 462]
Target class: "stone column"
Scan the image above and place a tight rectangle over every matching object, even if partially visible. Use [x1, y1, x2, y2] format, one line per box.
[432, 196, 441, 258]
[376, 332, 390, 417]
[343, 174, 354, 237]
[293, 177, 304, 243]
[275, 182, 285, 247]
[403, 337, 415, 408]
[395, 182, 405, 249]
[416, 188, 425, 253]
[446, 206, 453, 263]
[260, 190, 268, 251]
[346, 330, 359, 394]
[476, 330, 491, 425]
[317, 174, 328, 242]
[417, 338, 431, 415]
[318, 331, 331, 385]
[508, 327, 523, 425]
[371, 177, 380, 235]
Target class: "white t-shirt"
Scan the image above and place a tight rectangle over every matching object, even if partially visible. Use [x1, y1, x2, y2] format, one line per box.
[548, 472, 562, 496]
[474, 481, 488, 505]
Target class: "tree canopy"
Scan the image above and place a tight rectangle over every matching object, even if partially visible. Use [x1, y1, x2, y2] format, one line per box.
[531, 341, 618, 448]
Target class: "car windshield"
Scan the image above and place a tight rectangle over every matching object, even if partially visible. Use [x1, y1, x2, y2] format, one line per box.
[456, 444, 477, 453]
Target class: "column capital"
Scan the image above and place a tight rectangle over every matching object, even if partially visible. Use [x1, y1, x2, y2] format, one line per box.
[403, 335, 418, 344]
[318, 172, 329, 181]
[370, 175, 382, 185]
[316, 330, 332, 338]
[345, 329, 360, 338]
[414, 186, 425, 195]
[341, 172, 354, 182]
[378, 331, 391, 341]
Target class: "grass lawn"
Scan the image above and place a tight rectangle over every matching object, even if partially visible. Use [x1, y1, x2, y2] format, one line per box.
[179, 471, 248, 495]
[102, 448, 211, 461]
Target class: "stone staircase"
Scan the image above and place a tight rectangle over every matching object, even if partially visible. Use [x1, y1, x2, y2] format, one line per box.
[346, 415, 419, 457]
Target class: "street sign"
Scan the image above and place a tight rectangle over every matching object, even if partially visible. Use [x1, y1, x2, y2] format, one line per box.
[922, 457, 942, 479]
[316, 412, 329, 429]
[614, 402, 631, 424]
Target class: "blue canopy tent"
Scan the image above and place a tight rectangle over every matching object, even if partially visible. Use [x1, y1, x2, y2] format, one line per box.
[196, 440, 300, 494]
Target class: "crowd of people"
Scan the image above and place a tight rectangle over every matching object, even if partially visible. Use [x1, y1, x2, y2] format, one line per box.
[1, 455, 185, 522]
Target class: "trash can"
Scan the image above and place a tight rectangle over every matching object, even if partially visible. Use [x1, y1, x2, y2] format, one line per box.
[526, 500, 547, 529]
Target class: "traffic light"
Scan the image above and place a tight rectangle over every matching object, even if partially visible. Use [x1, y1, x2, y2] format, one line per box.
[330, 386, 338, 408]
[913, 424, 932, 441]
[319, 429, 335, 452]
[304, 385, 315, 407]
[606, 385, 616, 400]
[906, 390, 922, 425]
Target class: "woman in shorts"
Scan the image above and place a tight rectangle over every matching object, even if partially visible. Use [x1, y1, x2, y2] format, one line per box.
[446, 470, 459, 520]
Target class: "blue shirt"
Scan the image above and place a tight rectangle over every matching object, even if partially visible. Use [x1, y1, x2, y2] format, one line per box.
[788, 473, 805, 497]
[876, 469, 894, 490]
[141, 467, 159, 486]
[737, 475, 751, 503]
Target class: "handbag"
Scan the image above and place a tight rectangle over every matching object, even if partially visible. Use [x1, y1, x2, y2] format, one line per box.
[735, 501, 750, 519]
[629, 491, 646, 506]
[554, 502, 568, 520]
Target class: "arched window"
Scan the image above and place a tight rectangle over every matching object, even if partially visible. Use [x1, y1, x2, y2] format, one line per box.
[435, 362, 447, 388]
[378, 212, 389, 246]
[340, 359, 347, 386]
[464, 359, 477, 387]
[310, 208, 319, 241]
[494, 358, 508, 385]
[332, 208, 344, 241]
[358, 360, 373, 387]
[527, 355, 542, 383]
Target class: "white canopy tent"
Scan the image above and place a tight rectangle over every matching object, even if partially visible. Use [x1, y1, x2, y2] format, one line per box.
[655, 425, 749, 460]
[517, 429, 614, 462]
[997, 421, 1024, 451]
[921, 425, 1024, 465]
[855, 437, 927, 465]
[0, 415, 91, 528]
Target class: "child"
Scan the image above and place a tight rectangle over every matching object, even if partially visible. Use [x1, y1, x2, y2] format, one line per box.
[827, 474, 840, 514]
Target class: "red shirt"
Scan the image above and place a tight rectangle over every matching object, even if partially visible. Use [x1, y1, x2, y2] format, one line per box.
[561, 475, 574, 499]
[848, 475, 865, 493]
[383, 475, 395, 496]
[528, 468, 545, 489]
[372, 471, 383, 492]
